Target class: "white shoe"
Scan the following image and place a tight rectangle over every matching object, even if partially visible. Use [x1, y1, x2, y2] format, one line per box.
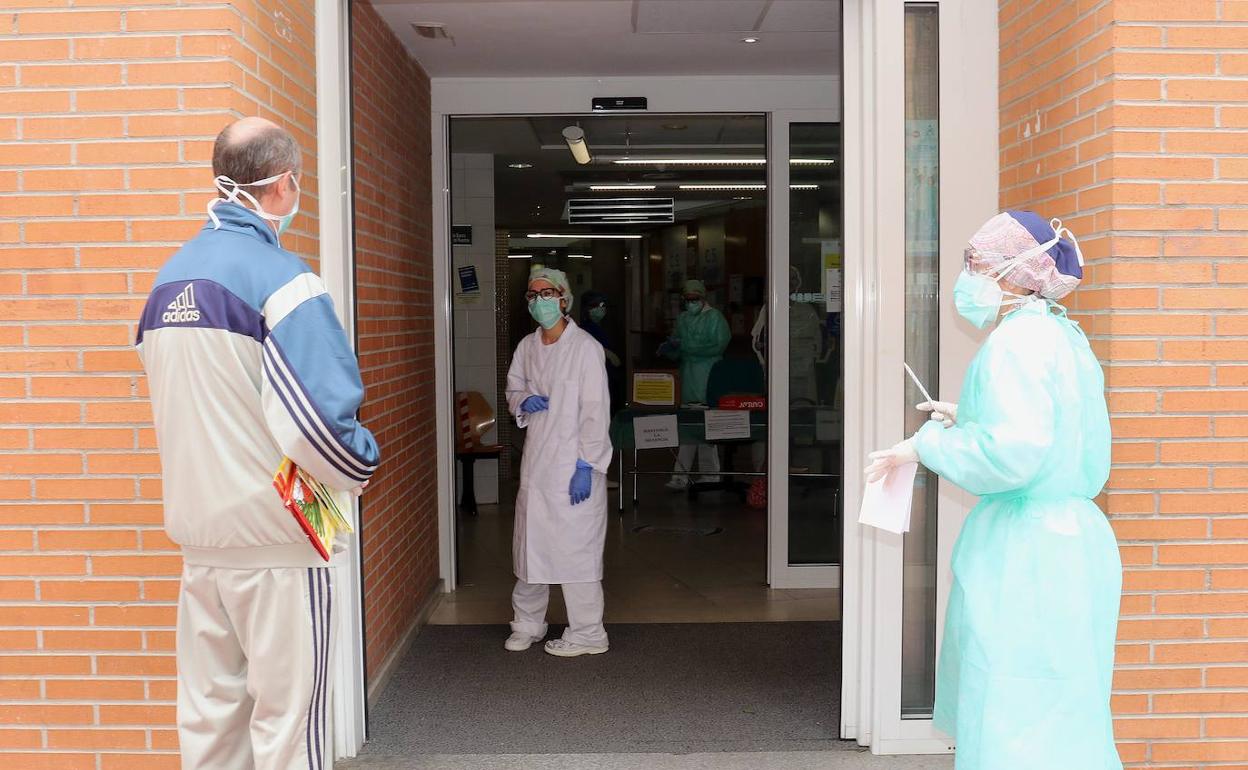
[504, 632, 544, 652]
[544, 638, 609, 657]
[665, 478, 689, 491]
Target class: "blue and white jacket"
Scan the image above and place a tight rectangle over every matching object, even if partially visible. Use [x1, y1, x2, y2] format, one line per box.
[137, 203, 380, 568]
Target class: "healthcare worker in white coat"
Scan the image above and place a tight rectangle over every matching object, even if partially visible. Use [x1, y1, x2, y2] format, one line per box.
[504, 268, 613, 657]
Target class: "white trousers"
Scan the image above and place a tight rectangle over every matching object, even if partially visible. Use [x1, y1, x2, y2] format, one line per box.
[672, 443, 721, 483]
[177, 564, 335, 770]
[511, 579, 608, 648]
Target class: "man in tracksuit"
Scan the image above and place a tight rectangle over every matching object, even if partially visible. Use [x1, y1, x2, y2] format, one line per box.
[137, 117, 380, 770]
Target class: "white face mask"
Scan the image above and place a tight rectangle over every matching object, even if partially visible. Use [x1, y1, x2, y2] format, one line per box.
[208, 171, 300, 237]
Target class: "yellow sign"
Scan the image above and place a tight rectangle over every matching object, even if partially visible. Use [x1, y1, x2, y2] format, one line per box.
[632, 371, 677, 406]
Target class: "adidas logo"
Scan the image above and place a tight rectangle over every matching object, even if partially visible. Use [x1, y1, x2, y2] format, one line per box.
[161, 283, 201, 323]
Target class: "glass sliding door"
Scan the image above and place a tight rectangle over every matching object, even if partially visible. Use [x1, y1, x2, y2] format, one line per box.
[901, 2, 941, 719]
[787, 123, 843, 567]
[767, 110, 842, 590]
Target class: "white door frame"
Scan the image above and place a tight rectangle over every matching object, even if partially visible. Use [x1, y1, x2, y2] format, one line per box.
[316, 2, 997, 759]
[315, 0, 368, 759]
[839, 0, 998, 754]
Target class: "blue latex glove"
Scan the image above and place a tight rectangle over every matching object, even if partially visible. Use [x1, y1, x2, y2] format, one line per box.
[569, 459, 593, 505]
[520, 395, 549, 415]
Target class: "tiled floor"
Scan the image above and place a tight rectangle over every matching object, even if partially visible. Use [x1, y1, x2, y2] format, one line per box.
[430, 478, 841, 626]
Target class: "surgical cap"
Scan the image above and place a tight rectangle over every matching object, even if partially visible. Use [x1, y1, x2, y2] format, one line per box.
[682, 279, 707, 298]
[967, 211, 1085, 300]
[528, 267, 573, 311]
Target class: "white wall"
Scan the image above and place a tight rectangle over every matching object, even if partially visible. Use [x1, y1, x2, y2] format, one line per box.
[451, 152, 499, 504]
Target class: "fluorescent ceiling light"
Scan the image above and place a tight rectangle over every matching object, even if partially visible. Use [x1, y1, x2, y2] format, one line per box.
[526, 233, 643, 240]
[741, 36, 760, 44]
[677, 183, 821, 191]
[568, 254, 593, 259]
[679, 183, 766, 191]
[507, 254, 533, 259]
[508, 162, 533, 169]
[589, 184, 657, 191]
[611, 158, 834, 166]
[615, 158, 766, 166]
[562, 126, 592, 165]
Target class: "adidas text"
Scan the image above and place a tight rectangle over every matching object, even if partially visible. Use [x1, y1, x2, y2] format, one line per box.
[162, 284, 201, 323]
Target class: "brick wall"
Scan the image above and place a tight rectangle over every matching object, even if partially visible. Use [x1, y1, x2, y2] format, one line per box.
[349, 0, 439, 682]
[1000, 0, 1248, 766]
[0, 0, 318, 765]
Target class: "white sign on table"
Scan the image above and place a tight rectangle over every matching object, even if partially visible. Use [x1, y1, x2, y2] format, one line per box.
[857, 462, 918, 535]
[703, 410, 751, 441]
[634, 414, 680, 449]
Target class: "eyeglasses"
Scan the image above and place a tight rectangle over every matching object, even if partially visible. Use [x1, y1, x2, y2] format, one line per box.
[524, 288, 562, 302]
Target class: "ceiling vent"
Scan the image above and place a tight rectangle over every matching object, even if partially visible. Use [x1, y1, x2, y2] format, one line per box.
[411, 22, 452, 41]
[565, 197, 674, 226]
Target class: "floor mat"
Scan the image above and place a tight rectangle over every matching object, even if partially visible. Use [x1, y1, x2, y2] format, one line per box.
[361, 622, 846, 755]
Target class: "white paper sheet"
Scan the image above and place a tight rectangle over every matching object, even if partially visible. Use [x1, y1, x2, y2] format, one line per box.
[703, 409, 751, 441]
[857, 462, 919, 534]
[634, 414, 680, 449]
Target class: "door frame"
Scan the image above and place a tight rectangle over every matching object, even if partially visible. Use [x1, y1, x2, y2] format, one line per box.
[315, 3, 999, 760]
[314, 0, 368, 759]
[838, 0, 998, 754]
[427, 75, 840, 601]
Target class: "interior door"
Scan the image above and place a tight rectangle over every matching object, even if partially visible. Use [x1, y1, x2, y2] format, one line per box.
[767, 109, 843, 591]
[839, 0, 998, 755]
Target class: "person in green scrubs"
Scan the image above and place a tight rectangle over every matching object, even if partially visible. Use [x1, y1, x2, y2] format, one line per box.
[866, 211, 1122, 770]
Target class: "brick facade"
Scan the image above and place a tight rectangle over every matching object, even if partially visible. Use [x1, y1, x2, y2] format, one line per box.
[349, 0, 440, 683]
[0, 0, 318, 766]
[1000, 1, 1248, 765]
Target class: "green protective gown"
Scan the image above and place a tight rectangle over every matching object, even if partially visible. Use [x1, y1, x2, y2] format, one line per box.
[912, 299, 1122, 770]
[668, 304, 731, 404]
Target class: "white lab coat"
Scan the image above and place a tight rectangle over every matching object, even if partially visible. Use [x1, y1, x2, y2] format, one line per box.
[505, 320, 613, 584]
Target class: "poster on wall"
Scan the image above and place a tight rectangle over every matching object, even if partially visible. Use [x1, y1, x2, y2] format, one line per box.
[452, 225, 473, 245]
[822, 241, 843, 312]
[455, 264, 481, 305]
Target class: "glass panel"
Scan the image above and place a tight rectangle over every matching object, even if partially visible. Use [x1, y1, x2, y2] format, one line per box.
[901, 3, 941, 718]
[787, 122, 843, 565]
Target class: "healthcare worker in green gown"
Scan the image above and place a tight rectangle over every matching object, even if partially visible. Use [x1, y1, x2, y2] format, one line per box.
[659, 279, 731, 490]
[865, 211, 1122, 770]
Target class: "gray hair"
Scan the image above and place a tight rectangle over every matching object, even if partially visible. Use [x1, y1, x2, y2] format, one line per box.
[211, 121, 301, 196]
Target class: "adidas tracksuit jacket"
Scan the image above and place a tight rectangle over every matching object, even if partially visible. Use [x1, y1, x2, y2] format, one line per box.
[137, 203, 380, 770]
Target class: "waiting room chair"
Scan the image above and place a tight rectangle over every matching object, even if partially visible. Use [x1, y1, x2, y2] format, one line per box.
[455, 391, 502, 516]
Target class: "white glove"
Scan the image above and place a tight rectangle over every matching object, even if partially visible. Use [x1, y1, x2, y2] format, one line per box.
[864, 438, 918, 483]
[917, 400, 958, 428]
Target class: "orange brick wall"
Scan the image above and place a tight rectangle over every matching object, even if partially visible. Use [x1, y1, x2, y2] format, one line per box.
[0, 0, 319, 765]
[1000, 0, 1248, 766]
[349, 0, 440, 682]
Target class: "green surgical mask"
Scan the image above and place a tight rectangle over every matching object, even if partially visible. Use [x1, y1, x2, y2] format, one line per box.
[529, 297, 563, 329]
[685, 300, 703, 314]
[589, 306, 606, 323]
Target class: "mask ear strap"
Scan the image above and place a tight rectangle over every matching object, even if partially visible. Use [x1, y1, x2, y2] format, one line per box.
[1050, 217, 1084, 267]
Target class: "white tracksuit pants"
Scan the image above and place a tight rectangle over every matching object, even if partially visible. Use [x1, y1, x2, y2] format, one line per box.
[511, 579, 609, 648]
[177, 564, 335, 770]
[671, 443, 721, 484]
